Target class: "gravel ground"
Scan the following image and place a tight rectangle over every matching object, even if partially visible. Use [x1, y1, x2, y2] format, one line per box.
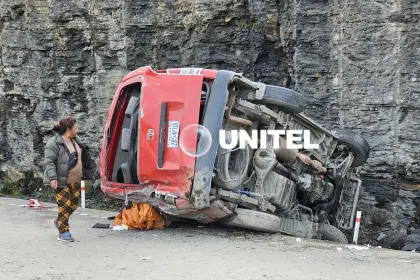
[0, 197, 419, 280]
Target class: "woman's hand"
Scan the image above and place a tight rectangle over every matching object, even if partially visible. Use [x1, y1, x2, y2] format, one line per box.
[50, 180, 58, 189]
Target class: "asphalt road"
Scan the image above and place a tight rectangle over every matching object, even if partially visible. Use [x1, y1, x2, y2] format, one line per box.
[1, 197, 419, 280]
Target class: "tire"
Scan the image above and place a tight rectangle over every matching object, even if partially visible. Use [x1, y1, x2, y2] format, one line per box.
[336, 129, 370, 167]
[213, 130, 251, 190]
[258, 85, 306, 115]
[316, 223, 348, 244]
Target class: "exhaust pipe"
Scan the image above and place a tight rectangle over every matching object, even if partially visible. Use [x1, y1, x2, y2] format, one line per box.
[225, 86, 253, 134]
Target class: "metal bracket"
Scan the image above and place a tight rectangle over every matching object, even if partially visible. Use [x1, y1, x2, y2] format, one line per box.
[217, 189, 276, 212]
[154, 191, 179, 205]
[254, 82, 266, 99]
[258, 197, 276, 212]
[235, 99, 289, 128]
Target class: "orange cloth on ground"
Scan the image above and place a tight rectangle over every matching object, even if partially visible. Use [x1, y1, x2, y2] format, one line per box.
[113, 202, 164, 230]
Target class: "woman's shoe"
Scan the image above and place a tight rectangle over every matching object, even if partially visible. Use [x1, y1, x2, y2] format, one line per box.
[57, 232, 74, 242]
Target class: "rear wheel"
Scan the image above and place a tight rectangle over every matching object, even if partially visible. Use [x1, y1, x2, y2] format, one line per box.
[257, 85, 306, 115]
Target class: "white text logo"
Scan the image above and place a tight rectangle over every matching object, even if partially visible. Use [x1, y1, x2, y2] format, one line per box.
[219, 130, 319, 150]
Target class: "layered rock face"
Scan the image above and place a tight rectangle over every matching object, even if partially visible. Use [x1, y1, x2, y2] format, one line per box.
[0, 0, 419, 246]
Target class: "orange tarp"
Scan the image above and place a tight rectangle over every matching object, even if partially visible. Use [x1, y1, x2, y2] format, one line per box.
[113, 202, 164, 230]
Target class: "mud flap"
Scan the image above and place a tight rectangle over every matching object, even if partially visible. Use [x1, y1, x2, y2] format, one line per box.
[190, 70, 235, 209]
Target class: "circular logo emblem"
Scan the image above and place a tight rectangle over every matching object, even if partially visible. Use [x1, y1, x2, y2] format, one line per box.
[146, 129, 154, 141]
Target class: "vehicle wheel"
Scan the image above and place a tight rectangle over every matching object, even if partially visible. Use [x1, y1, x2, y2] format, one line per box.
[336, 129, 370, 167]
[315, 223, 348, 244]
[222, 208, 281, 233]
[257, 85, 306, 115]
[213, 130, 251, 190]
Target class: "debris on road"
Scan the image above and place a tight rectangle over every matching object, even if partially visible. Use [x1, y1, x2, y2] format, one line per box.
[112, 225, 128, 231]
[346, 245, 370, 250]
[26, 199, 45, 209]
[92, 223, 111, 229]
[397, 260, 413, 263]
[401, 243, 420, 252]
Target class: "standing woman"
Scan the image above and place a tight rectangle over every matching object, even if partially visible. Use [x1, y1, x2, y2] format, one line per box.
[43, 116, 96, 242]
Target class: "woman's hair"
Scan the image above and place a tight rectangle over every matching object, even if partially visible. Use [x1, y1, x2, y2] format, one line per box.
[52, 116, 77, 135]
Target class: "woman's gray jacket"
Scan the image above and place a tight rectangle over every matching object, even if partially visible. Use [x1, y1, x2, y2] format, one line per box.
[43, 134, 96, 187]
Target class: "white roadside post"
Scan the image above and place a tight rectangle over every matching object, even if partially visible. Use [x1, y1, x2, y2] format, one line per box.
[81, 180, 86, 208]
[352, 211, 362, 244]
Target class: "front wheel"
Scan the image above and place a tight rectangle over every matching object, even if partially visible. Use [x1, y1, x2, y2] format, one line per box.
[336, 129, 370, 167]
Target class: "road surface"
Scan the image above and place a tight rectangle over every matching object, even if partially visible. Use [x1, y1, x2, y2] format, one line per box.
[0, 197, 419, 280]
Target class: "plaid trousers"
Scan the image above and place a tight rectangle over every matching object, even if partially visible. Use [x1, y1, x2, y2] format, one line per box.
[55, 182, 80, 234]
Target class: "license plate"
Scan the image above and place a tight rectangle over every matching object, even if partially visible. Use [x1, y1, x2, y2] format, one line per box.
[167, 121, 180, 148]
